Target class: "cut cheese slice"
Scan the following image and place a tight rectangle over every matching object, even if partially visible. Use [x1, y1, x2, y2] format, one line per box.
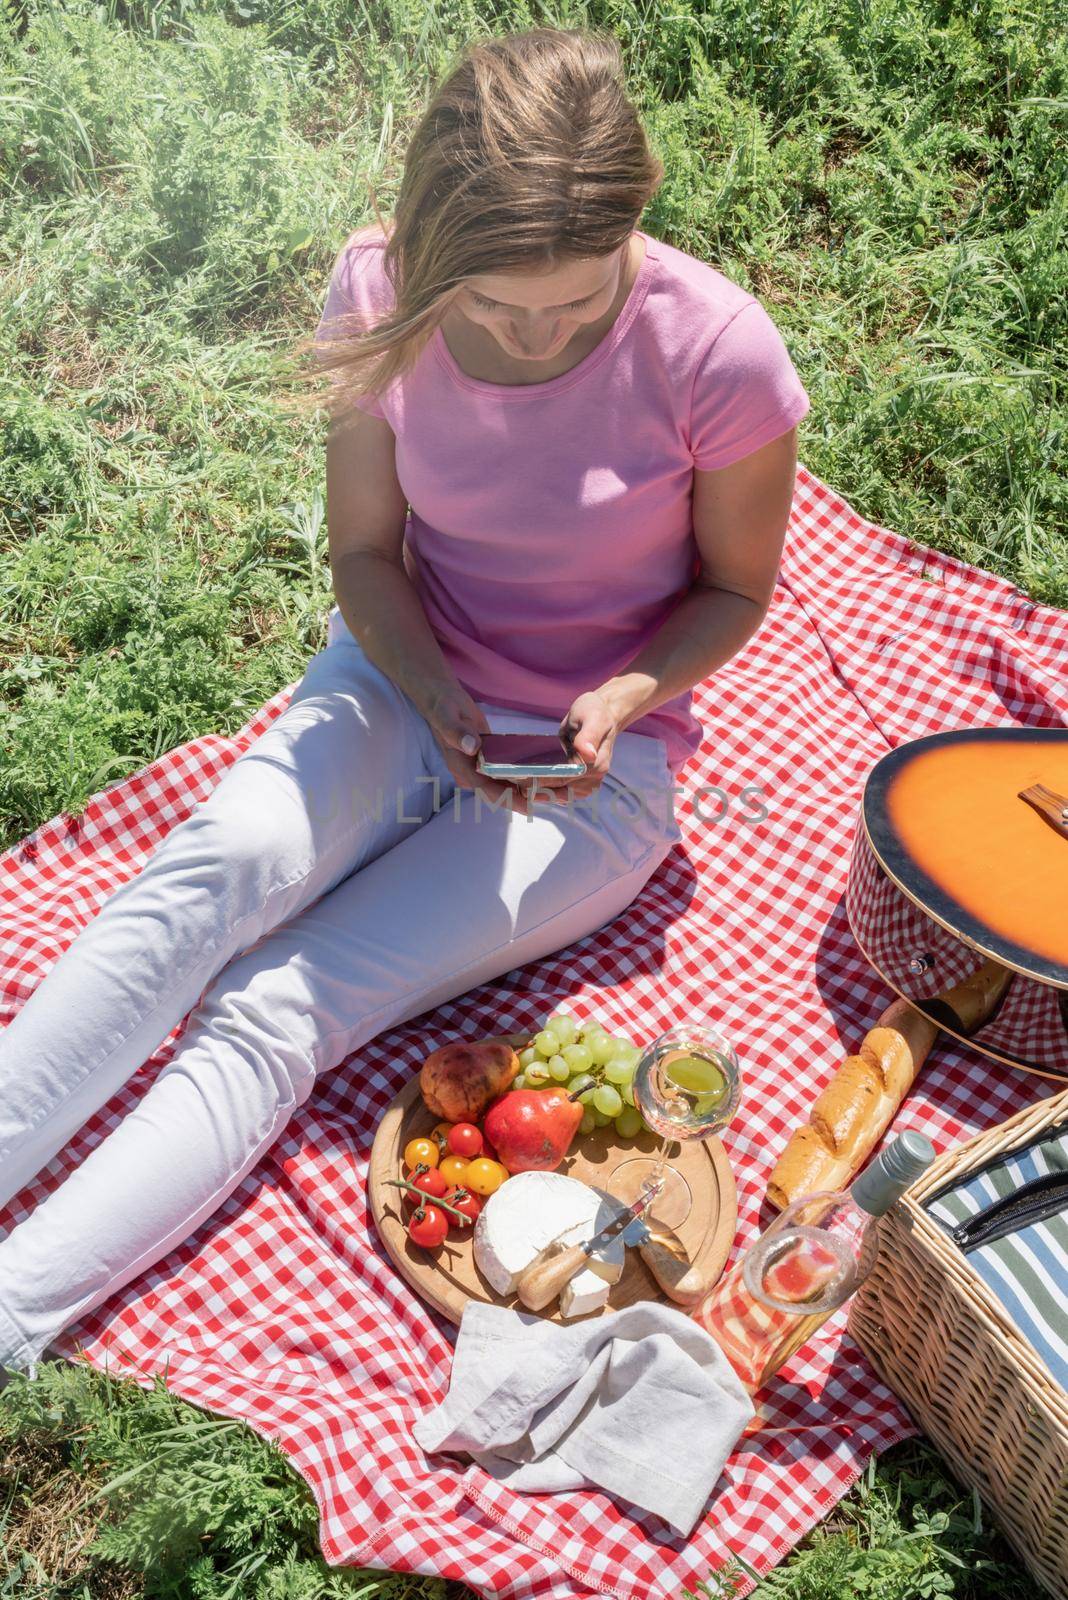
[559, 1221, 628, 1319]
[559, 1250, 623, 1318]
[472, 1171, 628, 1314]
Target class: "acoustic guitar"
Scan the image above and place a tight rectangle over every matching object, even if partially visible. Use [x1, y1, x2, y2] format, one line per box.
[847, 726, 1068, 1079]
[767, 727, 1067, 1211]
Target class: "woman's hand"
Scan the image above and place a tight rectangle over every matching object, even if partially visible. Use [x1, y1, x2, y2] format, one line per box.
[541, 689, 622, 803]
[417, 679, 532, 816]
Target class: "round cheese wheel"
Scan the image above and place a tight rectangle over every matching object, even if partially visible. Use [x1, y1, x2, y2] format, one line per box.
[472, 1171, 628, 1307]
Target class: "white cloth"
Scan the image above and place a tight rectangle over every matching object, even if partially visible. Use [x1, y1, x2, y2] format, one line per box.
[414, 1300, 755, 1537]
[0, 608, 681, 1369]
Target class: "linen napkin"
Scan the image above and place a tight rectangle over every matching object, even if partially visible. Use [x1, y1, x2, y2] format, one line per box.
[413, 1300, 755, 1536]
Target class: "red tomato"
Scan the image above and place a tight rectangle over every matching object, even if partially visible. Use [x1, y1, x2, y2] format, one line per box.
[443, 1185, 482, 1228]
[408, 1204, 449, 1249]
[447, 1122, 484, 1160]
[405, 1165, 448, 1205]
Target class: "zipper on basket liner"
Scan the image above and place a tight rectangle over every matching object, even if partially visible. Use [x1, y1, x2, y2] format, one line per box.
[924, 1117, 1068, 1211]
[950, 1168, 1068, 1254]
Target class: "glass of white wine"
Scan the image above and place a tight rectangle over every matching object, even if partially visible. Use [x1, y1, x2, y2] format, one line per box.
[605, 1024, 742, 1230]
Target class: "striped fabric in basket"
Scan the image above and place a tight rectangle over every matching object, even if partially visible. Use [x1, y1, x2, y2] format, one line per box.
[924, 1123, 1068, 1391]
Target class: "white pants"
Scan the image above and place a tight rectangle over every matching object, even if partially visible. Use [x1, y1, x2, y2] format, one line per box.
[0, 613, 681, 1368]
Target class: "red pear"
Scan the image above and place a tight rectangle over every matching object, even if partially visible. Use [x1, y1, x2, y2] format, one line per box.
[483, 1089, 583, 1175]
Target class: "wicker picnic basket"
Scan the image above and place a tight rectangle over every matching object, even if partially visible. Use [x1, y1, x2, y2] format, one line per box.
[848, 1087, 1068, 1600]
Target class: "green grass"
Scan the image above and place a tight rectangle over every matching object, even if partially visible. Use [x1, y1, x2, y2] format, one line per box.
[0, 1361, 1044, 1599]
[0, 0, 1064, 1594]
[2, 0, 1066, 851]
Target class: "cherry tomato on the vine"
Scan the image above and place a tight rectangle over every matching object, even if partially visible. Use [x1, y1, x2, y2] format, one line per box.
[405, 1165, 448, 1205]
[404, 1137, 439, 1172]
[430, 1121, 455, 1155]
[408, 1204, 449, 1250]
[443, 1186, 482, 1228]
[447, 1122, 484, 1160]
[439, 1155, 470, 1188]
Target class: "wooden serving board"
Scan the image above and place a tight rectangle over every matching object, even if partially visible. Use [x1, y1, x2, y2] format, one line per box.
[368, 1037, 738, 1325]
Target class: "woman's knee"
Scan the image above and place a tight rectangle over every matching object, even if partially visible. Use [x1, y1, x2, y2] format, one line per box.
[165, 778, 312, 931]
[286, 634, 414, 739]
[178, 980, 319, 1120]
[233, 660, 433, 838]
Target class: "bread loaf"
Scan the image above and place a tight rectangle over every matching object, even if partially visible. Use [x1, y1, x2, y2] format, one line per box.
[766, 1003, 938, 1210]
[766, 961, 1013, 1210]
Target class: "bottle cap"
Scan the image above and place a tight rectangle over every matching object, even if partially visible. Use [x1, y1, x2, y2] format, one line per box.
[851, 1131, 937, 1216]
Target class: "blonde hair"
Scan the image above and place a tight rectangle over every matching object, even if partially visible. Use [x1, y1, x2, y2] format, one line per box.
[287, 25, 663, 423]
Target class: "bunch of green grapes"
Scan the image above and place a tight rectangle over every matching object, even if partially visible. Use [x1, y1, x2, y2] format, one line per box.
[512, 1011, 649, 1140]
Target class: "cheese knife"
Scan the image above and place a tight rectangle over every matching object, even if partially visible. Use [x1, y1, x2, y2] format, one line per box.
[516, 1203, 653, 1312]
[517, 1196, 713, 1312]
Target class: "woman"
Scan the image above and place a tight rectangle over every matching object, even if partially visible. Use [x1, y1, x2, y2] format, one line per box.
[0, 26, 807, 1370]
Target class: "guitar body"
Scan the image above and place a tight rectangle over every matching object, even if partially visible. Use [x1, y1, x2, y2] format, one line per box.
[846, 727, 1068, 1080]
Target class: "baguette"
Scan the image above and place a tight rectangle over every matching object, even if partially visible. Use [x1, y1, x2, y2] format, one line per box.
[766, 961, 1013, 1210]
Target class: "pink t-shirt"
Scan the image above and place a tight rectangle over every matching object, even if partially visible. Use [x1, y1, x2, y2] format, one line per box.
[315, 224, 810, 773]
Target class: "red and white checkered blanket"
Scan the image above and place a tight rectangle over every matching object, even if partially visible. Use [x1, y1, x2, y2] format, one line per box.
[3, 467, 1066, 1599]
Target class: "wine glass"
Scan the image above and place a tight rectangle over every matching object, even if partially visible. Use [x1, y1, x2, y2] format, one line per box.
[606, 1023, 742, 1230]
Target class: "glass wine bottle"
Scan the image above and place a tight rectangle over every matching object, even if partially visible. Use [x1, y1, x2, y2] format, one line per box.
[692, 1132, 936, 1392]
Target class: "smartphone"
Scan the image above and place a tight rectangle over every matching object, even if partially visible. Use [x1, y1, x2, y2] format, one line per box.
[475, 732, 587, 782]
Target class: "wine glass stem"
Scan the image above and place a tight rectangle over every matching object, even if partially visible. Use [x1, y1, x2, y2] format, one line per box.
[649, 1135, 672, 1189]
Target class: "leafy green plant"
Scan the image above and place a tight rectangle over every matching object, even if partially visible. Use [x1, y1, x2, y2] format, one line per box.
[746, 1445, 1042, 1599]
[0, 1360, 446, 1597]
[2, 0, 1064, 848]
[0, 1361, 1040, 1600]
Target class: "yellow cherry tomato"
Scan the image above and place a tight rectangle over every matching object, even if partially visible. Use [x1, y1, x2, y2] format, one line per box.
[431, 1120, 455, 1155]
[439, 1155, 470, 1187]
[465, 1157, 507, 1196]
[404, 1137, 439, 1172]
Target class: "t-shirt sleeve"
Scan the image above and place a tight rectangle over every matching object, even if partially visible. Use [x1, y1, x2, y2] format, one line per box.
[688, 299, 810, 472]
[313, 234, 389, 419]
